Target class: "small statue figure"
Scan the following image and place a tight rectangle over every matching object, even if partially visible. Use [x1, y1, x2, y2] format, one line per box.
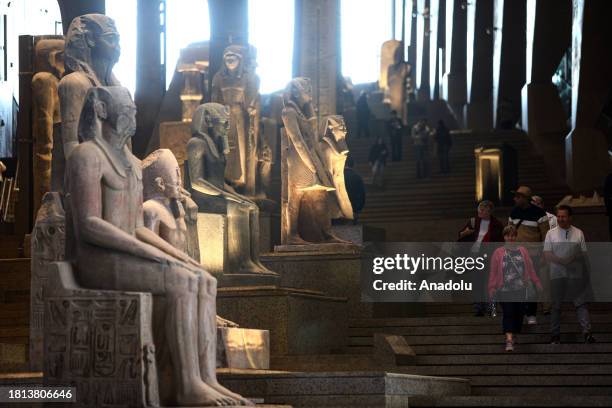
[318, 115, 353, 220]
[32, 38, 64, 216]
[141, 148, 238, 328]
[186, 102, 277, 279]
[385, 45, 410, 126]
[280, 78, 349, 245]
[53, 14, 121, 192]
[65, 86, 250, 406]
[211, 45, 260, 196]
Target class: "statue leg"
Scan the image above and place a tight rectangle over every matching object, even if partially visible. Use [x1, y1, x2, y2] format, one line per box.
[197, 271, 253, 405]
[247, 202, 275, 273]
[77, 256, 239, 406]
[227, 201, 262, 274]
[287, 186, 309, 245]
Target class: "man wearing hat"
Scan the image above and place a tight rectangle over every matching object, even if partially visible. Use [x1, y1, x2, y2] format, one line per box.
[509, 186, 550, 324]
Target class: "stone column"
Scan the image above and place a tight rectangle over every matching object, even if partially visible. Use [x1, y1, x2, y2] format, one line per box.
[464, 0, 493, 130]
[565, 0, 612, 192]
[415, 0, 431, 100]
[442, 0, 467, 125]
[521, 0, 571, 176]
[428, 0, 440, 100]
[492, 0, 526, 129]
[57, 0, 105, 32]
[133, 0, 164, 158]
[294, 0, 340, 118]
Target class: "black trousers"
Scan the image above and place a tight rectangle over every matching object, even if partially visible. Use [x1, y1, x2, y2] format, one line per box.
[357, 121, 370, 138]
[500, 302, 525, 334]
[438, 145, 450, 173]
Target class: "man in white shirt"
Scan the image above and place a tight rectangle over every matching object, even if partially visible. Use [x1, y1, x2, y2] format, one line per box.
[543, 205, 595, 344]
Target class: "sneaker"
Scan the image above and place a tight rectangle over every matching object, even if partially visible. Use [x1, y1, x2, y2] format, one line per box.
[550, 335, 561, 344]
[505, 339, 514, 352]
[584, 333, 597, 344]
[526, 316, 537, 325]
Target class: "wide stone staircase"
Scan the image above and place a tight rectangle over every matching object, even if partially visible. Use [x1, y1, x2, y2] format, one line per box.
[349, 309, 612, 405]
[347, 128, 569, 240]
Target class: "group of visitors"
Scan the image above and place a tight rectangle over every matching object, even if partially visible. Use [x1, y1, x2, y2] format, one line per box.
[357, 91, 453, 189]
[459, 186, 596, 352]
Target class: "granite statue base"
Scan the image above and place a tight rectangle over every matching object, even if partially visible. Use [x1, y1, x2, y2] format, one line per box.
[330, 224, 386, 245]
[258, 210, 280, 253]
[43, 262, 160, 407]
[216, 286, 348, 356]
[261, 248, 375, 319]
[217, 370, 470, 407]
[274, 243, 362, 253]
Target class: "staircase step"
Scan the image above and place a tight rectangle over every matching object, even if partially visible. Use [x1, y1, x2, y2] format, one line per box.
[409, 395, 612, 407]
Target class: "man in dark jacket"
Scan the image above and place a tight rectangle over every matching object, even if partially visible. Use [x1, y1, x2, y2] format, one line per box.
[387, 110, 403, 161]
[435, 120, 451, 173]
[356, 91, 371, 139]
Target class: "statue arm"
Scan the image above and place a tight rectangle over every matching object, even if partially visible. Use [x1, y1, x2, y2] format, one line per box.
[59, 74, 91, 159]
[186, 139, 222, 196]
[281, 109, 316, 172]
[68, 146, 168, 263]
[135, 226, 200, 267]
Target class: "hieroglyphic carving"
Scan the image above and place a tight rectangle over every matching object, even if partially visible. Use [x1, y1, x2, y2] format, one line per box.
[29, 192, 65, 371]
[44, 293, 154, 407]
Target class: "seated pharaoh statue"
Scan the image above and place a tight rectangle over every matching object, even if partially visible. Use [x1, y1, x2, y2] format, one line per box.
[280, 77, 353, 246]
[64, 85, 250, 406]
[186, 102, 278, 285]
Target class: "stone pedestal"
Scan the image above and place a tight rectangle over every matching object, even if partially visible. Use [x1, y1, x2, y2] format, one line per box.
[197, 212, 227, 276]
[217, 327, 270, 370]
[218, 371, 470, 407]
[216, 287, 348, 356]
[261, 249, 374, 319]
[43, 262, 160, 407]
[330, 224, 386, 245]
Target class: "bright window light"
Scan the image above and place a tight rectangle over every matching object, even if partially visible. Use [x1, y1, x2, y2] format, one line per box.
[249, 0, 295, 94]
[341, 0, 393, 85]
[106, 0, 137, 95]
[166, 0, 210, 89]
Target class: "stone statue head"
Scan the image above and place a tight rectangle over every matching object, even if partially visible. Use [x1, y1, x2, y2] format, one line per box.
[34, 39, 65, 78]
[142, 149, 182, 201]
[192, 102, 229, 139]
[320, 115, 348, 155]
[222, 45, 245, 75]
[65, 14, 120, 81]
[284, 77, 313, 107]
[78, 86, 136, 150]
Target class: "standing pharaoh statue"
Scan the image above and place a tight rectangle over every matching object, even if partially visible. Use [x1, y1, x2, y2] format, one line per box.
[52, 14, 121, 192]
[32, 38, 64, 216]
[186, 102, 278, 283]
[65, 86, 250, 406]
[280, 78, 350, 245]
[211, 45, 260, 197]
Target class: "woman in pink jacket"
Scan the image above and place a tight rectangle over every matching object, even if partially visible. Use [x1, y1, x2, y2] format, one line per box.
[488, 225, 543, 351]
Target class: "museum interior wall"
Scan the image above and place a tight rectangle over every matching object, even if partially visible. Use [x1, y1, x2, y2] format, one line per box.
[0, 0, 611, 407]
